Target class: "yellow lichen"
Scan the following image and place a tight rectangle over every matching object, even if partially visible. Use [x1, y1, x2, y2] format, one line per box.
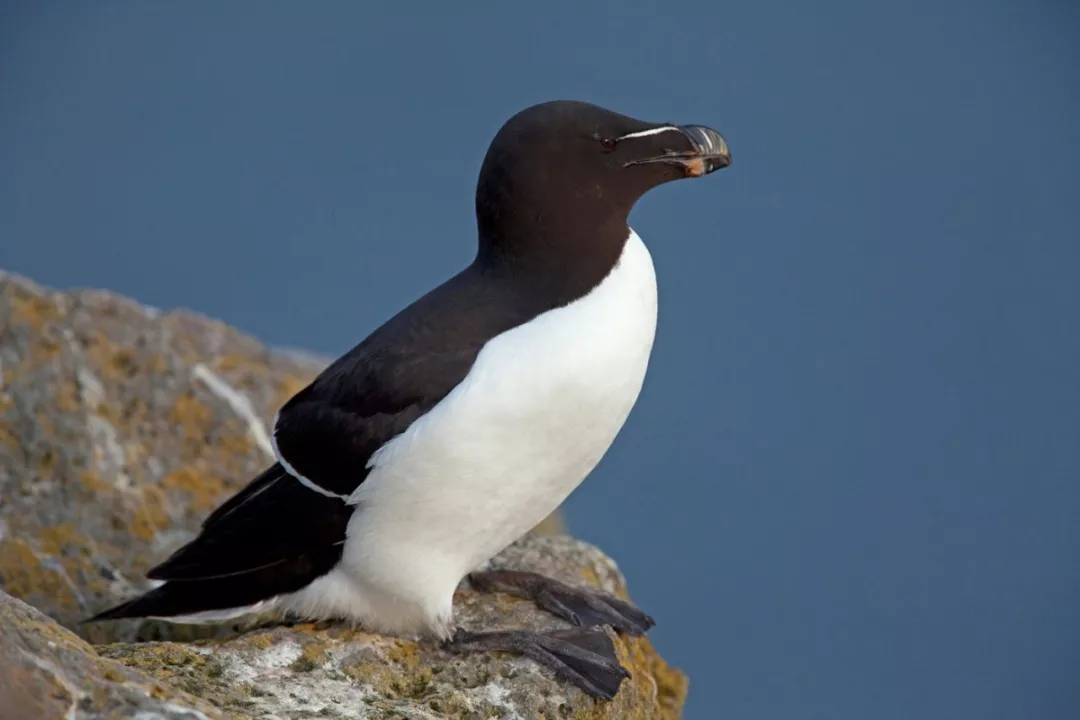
[289, 641, 328, 672]
[55, 378, 83, 412]
[569, 634, 689, 720]
[7, 288, 66, 333]
[650, 651, 690, 713]
[169, 392, 213, 444]
[129, 485, 171, 541]
[149, 353, 169, 375]
[102, 667, 126, 682]
[384, 637, 423, 670]
[35, 446, 60, 476]
[212, 353, 253, 373]
[0, 538, 80, 612]
[34, 334, 63, 359]
[161, 467, 227, 513]
[36, 524, 112, 599]
[532, 510, 566, 536]
[212, 431, 253, 460]
[574, 564, 630, 601]
[36, 523, 83, 556]
[33, 411, 55, 437]
[236, 632, 275, 651]
[0, 421, 19, 452]
[79, 469, 114, 493]
[110, 348, 141, 379]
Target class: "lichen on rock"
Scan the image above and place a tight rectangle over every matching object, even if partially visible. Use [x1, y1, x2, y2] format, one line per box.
[0, 270, 685, 718]
[0, 271, 327, 644]
[100, 533, 687, 719]
[0, 589, 221, 720]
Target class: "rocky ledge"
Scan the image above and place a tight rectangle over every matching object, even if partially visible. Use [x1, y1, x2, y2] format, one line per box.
[0, 270, 687, 718]
[0, 589, 219, 720]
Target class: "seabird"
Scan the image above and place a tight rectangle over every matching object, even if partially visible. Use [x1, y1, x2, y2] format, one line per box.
[90, 100, 731, 699]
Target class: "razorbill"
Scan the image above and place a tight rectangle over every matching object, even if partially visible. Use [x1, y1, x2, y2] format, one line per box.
[90, 100, 731, 700]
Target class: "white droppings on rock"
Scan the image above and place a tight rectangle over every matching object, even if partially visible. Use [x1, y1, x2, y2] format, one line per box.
[92, 533, 685, 719]
[133, 701, 215, 720]
[0, 266, 683, 717]
[478, 680, 525, 720]
[21, 651, 84, 720]
[192, 363, 275, 458]
[86, 413, 133, 491]
[40, 555, 87, 610]
[217, 637, 381, 718]
[76, 366, 106, 408]
[221, 636, 304, 685]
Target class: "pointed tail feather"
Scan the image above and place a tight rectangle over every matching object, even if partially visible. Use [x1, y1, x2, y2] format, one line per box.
[85, 574, 284, 624]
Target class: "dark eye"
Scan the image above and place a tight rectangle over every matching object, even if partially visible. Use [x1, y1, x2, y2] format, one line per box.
[599, 137, 616, 151]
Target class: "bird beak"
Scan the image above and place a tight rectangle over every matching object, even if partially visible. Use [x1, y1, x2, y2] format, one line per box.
[625, 125, 732, 177]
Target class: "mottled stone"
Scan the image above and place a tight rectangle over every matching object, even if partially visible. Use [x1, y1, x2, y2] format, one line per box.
[0, 270, 327, 644]
[0, 270, 681, 718]
[101, 533, 687, 720]
[0, 589, 221, 720]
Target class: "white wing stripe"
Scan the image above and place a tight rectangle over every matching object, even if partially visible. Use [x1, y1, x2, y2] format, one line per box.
[271, 411, 351, 501]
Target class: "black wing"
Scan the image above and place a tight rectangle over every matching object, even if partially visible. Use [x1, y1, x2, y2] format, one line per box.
[139, 269, 514, 581]
[91, 267, 543, 620]
[88, 463, 356, 621]
[200, 462, 287, 529]
[145, 463, 354, 581]
[142, 369, 471, 585]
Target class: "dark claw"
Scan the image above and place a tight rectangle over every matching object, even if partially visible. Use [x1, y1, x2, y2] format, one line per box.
[448, 627, 630, 700]
[469, 570, 655, 636]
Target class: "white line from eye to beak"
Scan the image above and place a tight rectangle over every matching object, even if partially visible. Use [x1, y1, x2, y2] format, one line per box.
[616, 126, 681, 141]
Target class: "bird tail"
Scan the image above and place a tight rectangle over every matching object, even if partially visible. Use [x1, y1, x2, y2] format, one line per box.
[85, 577, 280, 624]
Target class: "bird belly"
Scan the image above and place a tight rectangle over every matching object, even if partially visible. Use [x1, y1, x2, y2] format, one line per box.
[337, 229, 658, 635]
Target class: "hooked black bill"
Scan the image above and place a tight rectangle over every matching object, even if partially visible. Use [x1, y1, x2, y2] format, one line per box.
[624, 124, 732, 177]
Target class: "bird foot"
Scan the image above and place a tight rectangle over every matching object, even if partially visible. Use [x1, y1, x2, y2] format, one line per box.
[468, 569, 654, 635]
[447, 627, 630, 700]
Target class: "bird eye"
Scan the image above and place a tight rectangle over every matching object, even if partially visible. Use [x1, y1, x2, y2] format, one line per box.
[599, 137, 616, 151]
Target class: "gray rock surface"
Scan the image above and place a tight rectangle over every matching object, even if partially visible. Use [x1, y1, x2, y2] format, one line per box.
[101, 533, 688, 719]
[0, 589, 221, 720]
[0, 270, 684, 718]
[0, 270, 328, 643]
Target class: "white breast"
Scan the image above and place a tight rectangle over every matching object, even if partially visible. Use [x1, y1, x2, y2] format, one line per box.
[283, 228, 657, 637]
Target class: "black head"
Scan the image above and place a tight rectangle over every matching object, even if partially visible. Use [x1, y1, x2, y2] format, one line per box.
[475, 100, 730, 273]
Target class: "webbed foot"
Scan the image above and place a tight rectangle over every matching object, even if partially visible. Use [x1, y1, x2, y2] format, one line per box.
[448, 626, 630, 700]
[469, 570, 654, 635]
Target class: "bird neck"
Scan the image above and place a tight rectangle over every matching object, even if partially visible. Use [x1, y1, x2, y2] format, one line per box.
[474, 208, 630, 295]
[474, 186, 631, 282]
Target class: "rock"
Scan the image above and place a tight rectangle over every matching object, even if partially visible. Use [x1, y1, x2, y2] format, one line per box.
[101, 533, 688, 719]
[0, 270, 327, 644]
[0, 270, 684, 718]
[0, 589, 222, 720]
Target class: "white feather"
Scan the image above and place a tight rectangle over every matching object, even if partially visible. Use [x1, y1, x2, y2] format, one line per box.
[277, 228, 658, 639]
[157, 598, 280, 624]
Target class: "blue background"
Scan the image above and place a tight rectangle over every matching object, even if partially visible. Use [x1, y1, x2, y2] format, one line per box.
[3, 2, 1078, 718]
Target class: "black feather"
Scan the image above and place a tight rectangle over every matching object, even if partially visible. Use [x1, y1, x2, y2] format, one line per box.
[86, 547, 341, 621]
[91, 228, 613, 622]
